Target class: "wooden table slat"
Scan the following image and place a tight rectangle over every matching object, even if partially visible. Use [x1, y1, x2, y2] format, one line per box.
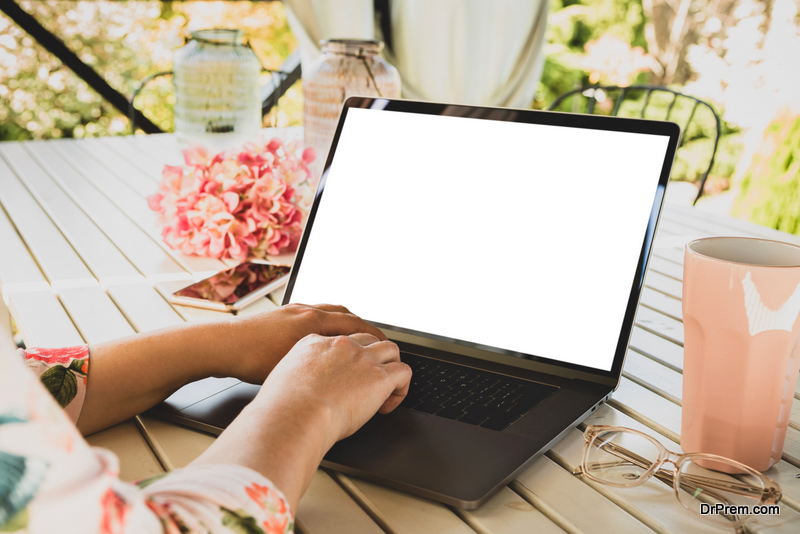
[334, 474, 477, 534]
[106, 282, 186, 333]
[634, 306, 684, 345]
[7, 290, 84, 348]
[126, 133, 186, 167]
[65, 138, 157, 199]
[665, 204, 800, 245]
[297, 470, 387, 534]
[646, 255, 684, 281]
[23, 141, 191, 280]
[642, 270, 683, 300]
[651, 246, 685, 266]
[98, 136, 163, 185]
[513, 455, 652, 534]
[58, 286, 137, 344]
[0, 148, 95, 284]
[0, 202, 47, 289]
[628, 327, 684, 371]
[457, 485, 565, 534]
[623, 349, 682, 406]
[639, 288, 682, 321]
[85, 420, 165, 482]
[0, 142, 142, 280]
[662, 210, 759, 240]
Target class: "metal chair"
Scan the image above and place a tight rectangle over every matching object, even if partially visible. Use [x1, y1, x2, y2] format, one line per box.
[547, 85, 721, 205]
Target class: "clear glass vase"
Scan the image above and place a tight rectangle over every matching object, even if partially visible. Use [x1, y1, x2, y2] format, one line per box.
[173, 29, 262, 149]
[303, 39, 401, 174]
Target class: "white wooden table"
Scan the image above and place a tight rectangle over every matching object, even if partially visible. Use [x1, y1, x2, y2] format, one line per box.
[2, 131, 800, 533]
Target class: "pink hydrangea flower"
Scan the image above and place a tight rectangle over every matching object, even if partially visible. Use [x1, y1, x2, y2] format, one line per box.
[148, 136, 315, 261]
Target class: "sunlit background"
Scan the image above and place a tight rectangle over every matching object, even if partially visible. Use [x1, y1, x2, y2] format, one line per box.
[1, 0, 798, 232]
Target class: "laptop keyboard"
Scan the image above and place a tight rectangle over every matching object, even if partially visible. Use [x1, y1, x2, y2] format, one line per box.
[399, 352, 557, 431]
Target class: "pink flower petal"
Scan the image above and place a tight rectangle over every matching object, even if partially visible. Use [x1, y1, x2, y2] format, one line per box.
[223, 192, 240, 212]
[183, 144, 210, 167]
[147, 193, 163, 212]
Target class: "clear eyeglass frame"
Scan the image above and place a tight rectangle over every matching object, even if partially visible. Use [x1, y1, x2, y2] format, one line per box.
[572, 425, 782, 530]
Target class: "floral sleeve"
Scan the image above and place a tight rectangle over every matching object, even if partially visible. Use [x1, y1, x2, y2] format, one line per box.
[22, 345, 90, 423]
[1, 349, 293, 533]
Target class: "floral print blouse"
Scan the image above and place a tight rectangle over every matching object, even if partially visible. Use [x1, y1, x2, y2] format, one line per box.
[0, 345, 293, 533]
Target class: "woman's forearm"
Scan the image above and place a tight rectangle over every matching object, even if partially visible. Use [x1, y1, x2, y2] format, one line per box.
[191, 386, 332, 511]
[77, 319, 241, 435]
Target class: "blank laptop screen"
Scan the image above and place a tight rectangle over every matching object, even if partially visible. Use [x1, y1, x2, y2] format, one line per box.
[287, 107, 671, 372]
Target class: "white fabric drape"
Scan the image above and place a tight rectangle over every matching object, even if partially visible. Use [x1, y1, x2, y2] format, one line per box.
[283, 0, 375, 69]
[284, 0, 549, 108]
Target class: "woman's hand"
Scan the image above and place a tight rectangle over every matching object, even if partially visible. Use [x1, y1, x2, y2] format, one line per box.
[259, 333, 411, 444]
[193, 332, 412, 511]
[222, 304, 388, 385]
[77, 303, 385, 436]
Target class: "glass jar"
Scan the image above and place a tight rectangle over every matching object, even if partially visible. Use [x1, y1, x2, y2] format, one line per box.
[173, 29, 262, 148]
[303, 39, 401, 174]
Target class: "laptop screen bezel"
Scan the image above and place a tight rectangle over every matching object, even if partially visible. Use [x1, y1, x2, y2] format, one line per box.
[283, 97, 680, 383]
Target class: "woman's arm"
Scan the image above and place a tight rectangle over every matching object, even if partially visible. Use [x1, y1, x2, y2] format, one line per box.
[191, 332, 412, 511]
[76, 304, 386, 435]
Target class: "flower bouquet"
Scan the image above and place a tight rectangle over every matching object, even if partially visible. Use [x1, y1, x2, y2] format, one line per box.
[148, 137, 316, 262]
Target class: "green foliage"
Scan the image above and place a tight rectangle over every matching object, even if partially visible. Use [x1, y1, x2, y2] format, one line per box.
[135, 472, 169, 489]
[548, 0, 646, 50]
[536, 0, 649, 107]
[220, 508, 266, 534]
[39, 365, 77, 408]
[733, 114, 800, 235]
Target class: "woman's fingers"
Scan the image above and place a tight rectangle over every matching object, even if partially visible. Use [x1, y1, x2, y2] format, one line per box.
[377, 360, 412, 414]
[350, 335, 402, 365]
[384, 360, 412, 395]
[311, 303, 352, 314]
[316, 309, 387, 340]
[342, 335, 409, 409]
[348, 333, 381, 346]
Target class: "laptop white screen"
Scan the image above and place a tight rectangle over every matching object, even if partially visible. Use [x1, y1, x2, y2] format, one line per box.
[287, 107, 670, 371]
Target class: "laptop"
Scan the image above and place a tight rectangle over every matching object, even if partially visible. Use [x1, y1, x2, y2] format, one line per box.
[152, 97, 679, 509]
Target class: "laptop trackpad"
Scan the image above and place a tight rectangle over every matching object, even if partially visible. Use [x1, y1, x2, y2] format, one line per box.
[325, 410, 538, 502]
[326, 409, 427, 464]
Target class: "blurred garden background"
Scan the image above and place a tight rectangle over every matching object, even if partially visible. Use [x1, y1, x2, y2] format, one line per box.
[1, 0, 798, 232]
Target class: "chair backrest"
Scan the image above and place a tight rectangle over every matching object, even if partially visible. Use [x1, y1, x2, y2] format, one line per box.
[547, 85, 721, 205]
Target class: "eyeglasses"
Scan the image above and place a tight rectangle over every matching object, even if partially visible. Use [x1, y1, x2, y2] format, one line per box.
[572, 426, 781, 530]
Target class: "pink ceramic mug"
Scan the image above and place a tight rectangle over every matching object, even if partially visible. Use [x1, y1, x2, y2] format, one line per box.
[682, 237, 800, 472]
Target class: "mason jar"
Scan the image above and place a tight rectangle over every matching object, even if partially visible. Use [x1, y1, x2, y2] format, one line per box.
[173, 29, 262, 147]
[303, 39, 401, 174]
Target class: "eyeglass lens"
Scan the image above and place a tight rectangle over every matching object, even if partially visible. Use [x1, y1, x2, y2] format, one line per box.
[585, 429, 660, 485]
